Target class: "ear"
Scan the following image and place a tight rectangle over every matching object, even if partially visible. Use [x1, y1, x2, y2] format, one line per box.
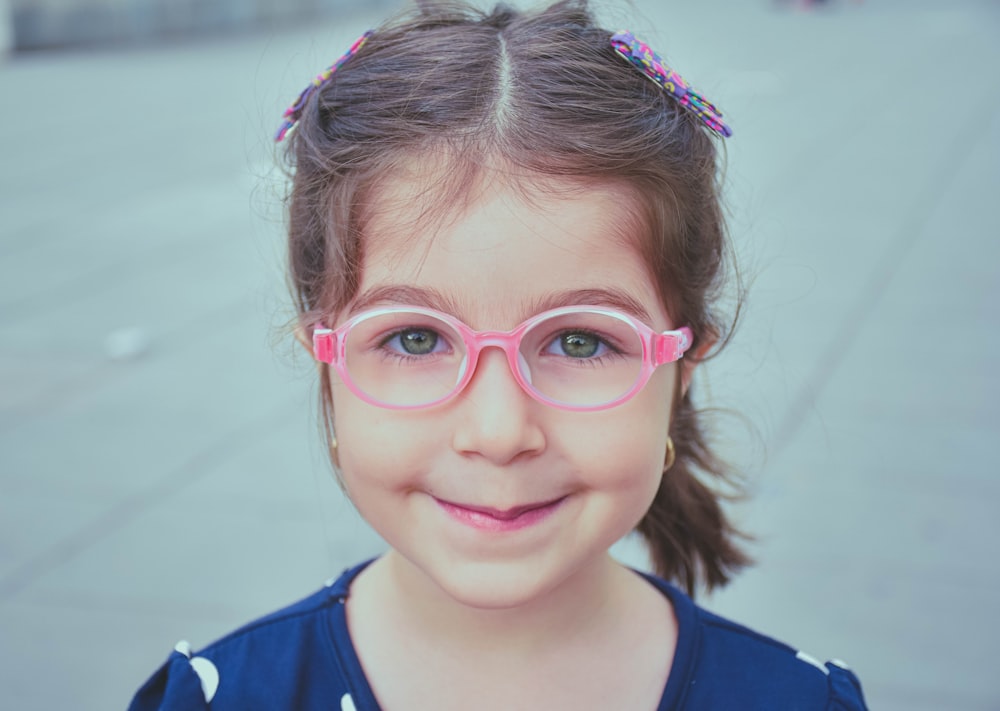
[295, 322, 326, 372]
[679, 334, 716, 396]
[294, 323, 313, 353]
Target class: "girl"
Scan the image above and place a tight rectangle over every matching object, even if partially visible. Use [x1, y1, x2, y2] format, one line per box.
[131, 1, 867, 708]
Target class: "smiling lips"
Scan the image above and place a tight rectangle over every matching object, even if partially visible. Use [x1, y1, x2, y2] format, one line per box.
[435, 497, 566, 532]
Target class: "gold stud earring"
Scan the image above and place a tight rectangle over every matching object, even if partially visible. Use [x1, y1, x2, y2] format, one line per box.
[330, 435, 341, 468]
[663, 436, 676, 473]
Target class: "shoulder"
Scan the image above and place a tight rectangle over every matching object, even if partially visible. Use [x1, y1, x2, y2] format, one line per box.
[688, 606, 867, 710]
[641, 574, 869, 711]
[128, 563, 370, 711]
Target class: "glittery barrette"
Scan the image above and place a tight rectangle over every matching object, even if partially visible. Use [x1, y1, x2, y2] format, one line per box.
[274, 31, 372, 143]
[610, 31, 732, 138]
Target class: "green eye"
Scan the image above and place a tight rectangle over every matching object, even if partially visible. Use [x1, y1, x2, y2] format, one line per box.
[559, 332, 600, 358]
[399, 329, 439, 355]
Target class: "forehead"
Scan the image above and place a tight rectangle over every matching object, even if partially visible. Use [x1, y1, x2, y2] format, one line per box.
[353, 163, 670, 328]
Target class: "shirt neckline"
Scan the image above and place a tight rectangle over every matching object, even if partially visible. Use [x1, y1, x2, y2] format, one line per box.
[636, 571, 699, 710]
[325, 560, 699, 711]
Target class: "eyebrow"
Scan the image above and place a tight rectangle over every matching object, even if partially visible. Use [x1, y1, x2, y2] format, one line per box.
[347, 285, 656, 325]
[528, 288, 655, 324]
[348, 285, 464, 315]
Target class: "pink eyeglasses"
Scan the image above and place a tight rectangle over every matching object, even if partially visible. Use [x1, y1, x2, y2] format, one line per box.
[312, 305, 693, 412]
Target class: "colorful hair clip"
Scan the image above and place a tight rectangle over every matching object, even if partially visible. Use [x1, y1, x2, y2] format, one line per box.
[274, 31, 372, 143]
[610, 31, 732, 138]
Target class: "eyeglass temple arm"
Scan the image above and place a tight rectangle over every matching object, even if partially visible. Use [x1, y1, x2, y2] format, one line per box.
[654, 327, 694, 365]
[313, 328, 335, 363]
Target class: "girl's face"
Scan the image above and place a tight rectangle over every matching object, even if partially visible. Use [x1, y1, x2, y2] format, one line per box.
[329, 172, 680, 609]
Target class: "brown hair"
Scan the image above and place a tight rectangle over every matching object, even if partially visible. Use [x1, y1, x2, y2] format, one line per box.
[282, 0, 750, 595]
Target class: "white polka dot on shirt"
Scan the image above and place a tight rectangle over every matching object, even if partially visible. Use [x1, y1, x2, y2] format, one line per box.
[190, 656, 219, 702]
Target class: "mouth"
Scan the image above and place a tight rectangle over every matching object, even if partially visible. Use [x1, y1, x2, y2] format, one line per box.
[434, 496, 567, 532]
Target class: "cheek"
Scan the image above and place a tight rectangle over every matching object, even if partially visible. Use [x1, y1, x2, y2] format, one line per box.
[330, 380, 445, 495]
[564, 375, 674, 488]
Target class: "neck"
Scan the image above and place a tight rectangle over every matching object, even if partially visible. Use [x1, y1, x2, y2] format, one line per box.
[358, 551, 630, 655]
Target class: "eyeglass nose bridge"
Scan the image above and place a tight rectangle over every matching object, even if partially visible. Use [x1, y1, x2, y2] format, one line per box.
[458, 330, 537, 394]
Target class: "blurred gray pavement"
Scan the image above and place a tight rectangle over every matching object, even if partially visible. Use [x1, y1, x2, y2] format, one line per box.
[1, 1, 998, 709]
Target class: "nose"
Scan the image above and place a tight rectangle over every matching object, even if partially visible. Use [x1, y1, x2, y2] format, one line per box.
[450, 346, 546, 465]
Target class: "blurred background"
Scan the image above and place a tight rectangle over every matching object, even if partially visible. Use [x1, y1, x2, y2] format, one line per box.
[1, 0, 997, 709]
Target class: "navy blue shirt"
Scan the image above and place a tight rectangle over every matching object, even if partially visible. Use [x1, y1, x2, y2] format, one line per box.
[130, 561, 867, 710]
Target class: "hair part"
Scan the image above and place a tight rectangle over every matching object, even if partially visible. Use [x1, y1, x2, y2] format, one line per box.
[283, 0, 750, 595]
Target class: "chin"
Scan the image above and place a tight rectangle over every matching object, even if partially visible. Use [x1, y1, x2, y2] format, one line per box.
[417, 552, 593, 611]
[442, 574, 543, 610]
[440, 571, 554, 611]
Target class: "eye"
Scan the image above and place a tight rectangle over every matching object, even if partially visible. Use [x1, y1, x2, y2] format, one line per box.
[547, 331, 610, 359]
[383, 327, 446, 356]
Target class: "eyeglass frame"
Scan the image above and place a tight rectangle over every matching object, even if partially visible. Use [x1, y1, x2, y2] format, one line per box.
[312, 304, 694, 412]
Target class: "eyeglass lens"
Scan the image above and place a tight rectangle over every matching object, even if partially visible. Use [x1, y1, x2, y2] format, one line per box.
[342, 310, 646, 408]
